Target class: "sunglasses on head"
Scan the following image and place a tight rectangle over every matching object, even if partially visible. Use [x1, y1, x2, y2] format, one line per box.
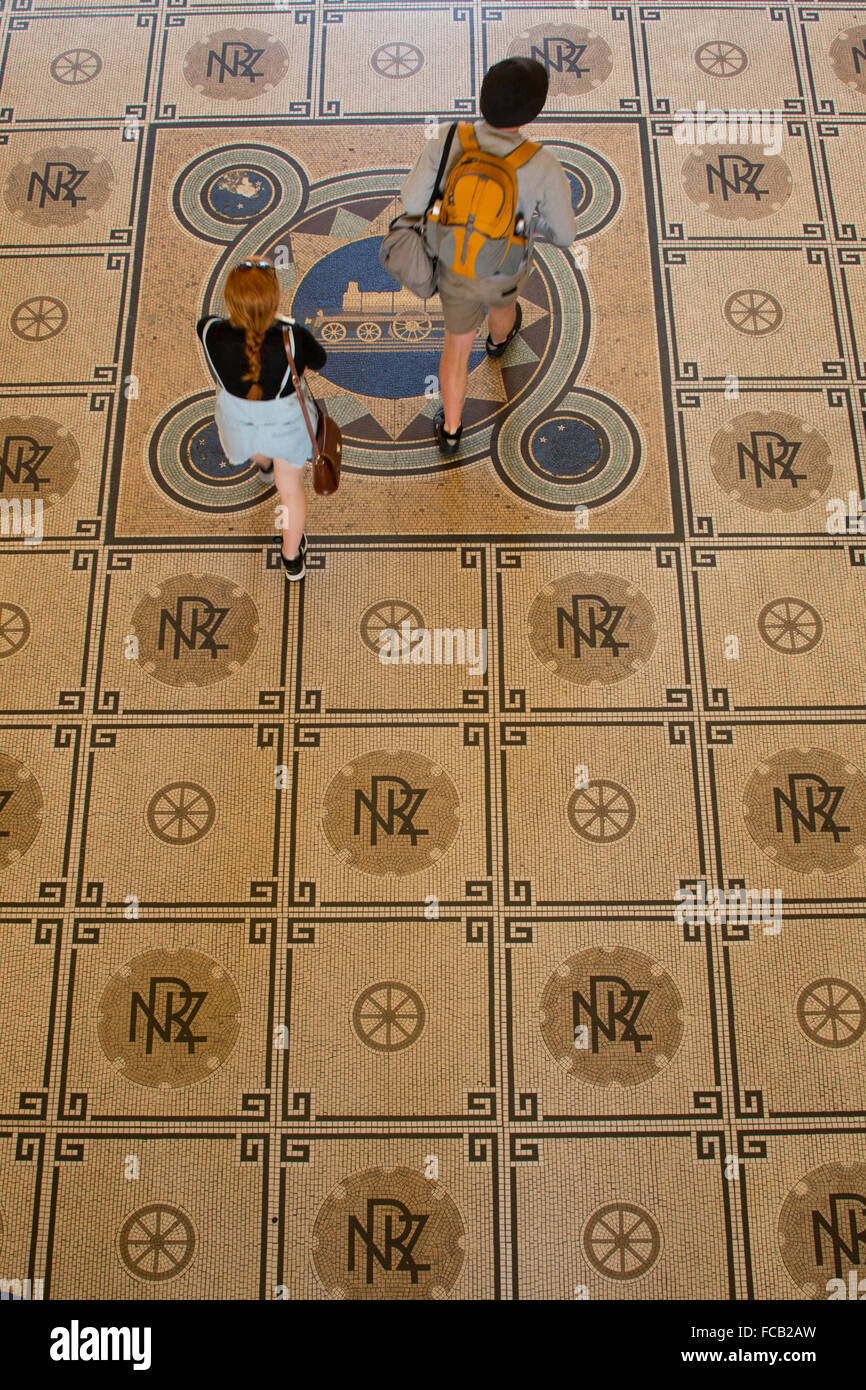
[236, 259, 275, 271]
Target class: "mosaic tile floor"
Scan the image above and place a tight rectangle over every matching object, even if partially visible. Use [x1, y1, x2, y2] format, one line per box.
[1, 0, 865, 1301]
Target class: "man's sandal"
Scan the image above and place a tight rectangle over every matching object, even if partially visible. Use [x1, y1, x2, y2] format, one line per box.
[434, 408, 462, 456]
[485, 302, 523, 359]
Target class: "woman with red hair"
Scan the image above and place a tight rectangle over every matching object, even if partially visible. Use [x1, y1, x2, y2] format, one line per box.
[197, 258, 327, 580]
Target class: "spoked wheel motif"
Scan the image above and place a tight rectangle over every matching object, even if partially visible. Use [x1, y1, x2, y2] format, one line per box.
[118, 1203, 196, 1282]
[356, 322, 382, 342]
[370, 42, 424, 79]
[0, 603, 30, 658]
[757, 598, 823, 655]
[359, 598, 425, 653]
[320, 321, 346, 343]
[50, 49, 103, 84]
[694, 40, 748, 76]
[392, 316, 431, 341]
[567, 779, 636, 843]
[796, 977, 866, 1048]
[146, 781, 216, 845]
[723, 289, 783, 335]
[11, 297, 68, 341]
[583, 1202, 662, 1281]
[352, 981, 426, 1052]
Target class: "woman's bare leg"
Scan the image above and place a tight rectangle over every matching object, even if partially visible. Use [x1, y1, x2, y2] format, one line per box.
[273, 458, 306, 559]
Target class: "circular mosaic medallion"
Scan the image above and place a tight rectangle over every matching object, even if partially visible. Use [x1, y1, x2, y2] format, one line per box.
[200, 165, 279, 223]
[778, 1163, 866, 1297]
[566, 167, 593, 219]
[526, 571, 657, 686]
[504, 387, 641, 512]
[757, 598, 823, 656]
[508, 25, 614, 97]
[796, 977, 866, 1050]
[527, 414, 610, 483]
[98, 948, 241, 1089]
[172, 144, 303, 246]
[118, 1203, 197, 1283]
[830, 27, 866, 95]
[312, 1166, 465, 1299]
[183, 29, 289, 101]
[4, 147, 113, 228]
[563, 146, 622, 239]
[694, 40, 748, 77]
[131, 574, 259, 688]
[182, 418, 261, 487]
[582, 1201, 662, 1281]
[0, 416, 80, 506]
[0, 753, 44, 871]
[540, 946, 684, 1087]
[352, 981, 426, 1052]
[50, 49, 102, 84]
[149, 404, 274, 513]
[709, 411, 832, 512]
[723, 288, 783, 335]
[742, 746, 866, 875]
[145, 781, 216, 846]
[359, 599, 426, 655]
[0, 604, 31, 660]
[567, 779, 636, 843]
[321, 750, 461, 877]
[681, 145, 792, 221]
[10, 297, 68, 342]
[370, 42, 424, 79]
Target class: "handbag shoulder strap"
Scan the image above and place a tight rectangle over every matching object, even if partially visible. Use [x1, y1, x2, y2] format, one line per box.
[282, 324, 319, 458]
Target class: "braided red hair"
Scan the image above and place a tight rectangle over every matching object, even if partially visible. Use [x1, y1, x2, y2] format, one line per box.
[223, 264, 281, 400]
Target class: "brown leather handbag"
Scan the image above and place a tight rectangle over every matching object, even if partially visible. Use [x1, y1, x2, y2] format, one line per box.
[282, 324, 341, 495]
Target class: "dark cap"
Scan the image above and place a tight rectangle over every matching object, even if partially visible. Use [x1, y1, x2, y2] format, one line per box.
[479, 57, 549, 128]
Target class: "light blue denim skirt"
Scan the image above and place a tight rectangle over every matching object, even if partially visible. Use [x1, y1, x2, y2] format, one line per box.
[213, 384, 319, 469]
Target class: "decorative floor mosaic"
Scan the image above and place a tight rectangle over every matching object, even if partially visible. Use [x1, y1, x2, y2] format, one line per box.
[0, 0, 864, 1301]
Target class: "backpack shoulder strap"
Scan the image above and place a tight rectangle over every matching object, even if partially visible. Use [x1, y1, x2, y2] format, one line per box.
[503, 139, 541, 171]
[424, 122, 458, 212]
[457, 121, 479, 153]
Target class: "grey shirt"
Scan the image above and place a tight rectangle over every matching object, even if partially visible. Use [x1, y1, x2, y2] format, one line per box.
[401, 119, 577, 249]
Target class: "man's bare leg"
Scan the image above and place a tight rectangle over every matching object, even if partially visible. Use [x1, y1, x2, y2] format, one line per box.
[439, 328, 477, 434]
[487, 302, 518, 347]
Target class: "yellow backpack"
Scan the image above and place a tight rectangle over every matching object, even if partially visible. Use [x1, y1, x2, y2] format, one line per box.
[427, 122, 540, 279]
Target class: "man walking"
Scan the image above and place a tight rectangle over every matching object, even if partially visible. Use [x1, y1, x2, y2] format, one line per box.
[401, 57, 577, 454]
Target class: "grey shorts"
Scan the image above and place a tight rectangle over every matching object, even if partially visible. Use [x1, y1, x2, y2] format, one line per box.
[436, 262, 531, 335]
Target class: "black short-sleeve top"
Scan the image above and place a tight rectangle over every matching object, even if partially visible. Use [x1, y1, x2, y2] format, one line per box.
[196, 315, 327, 399]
